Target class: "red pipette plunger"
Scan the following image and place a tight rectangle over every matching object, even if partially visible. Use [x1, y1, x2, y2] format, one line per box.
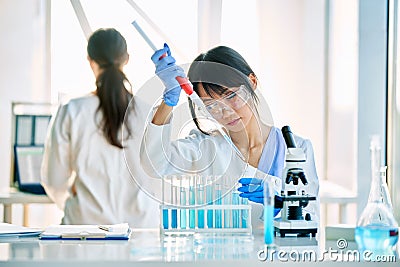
[131, 21, 193, 95]
[157, 53, 193, 96]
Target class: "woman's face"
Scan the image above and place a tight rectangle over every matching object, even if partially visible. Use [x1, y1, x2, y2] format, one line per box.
[198, 84, 254, 132]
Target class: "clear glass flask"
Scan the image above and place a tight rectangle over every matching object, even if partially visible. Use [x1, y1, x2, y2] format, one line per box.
[355, 136, 399, 258]
[378, 166, 394, 212]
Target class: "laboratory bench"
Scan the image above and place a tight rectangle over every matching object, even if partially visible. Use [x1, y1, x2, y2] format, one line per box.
[0, 228, 397, 266]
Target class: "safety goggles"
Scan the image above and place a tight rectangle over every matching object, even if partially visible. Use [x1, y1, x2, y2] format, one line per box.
[201, 85, 251, 119]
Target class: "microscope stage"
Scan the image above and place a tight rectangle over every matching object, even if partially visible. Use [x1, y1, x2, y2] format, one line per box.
[274, 219, 318, 237]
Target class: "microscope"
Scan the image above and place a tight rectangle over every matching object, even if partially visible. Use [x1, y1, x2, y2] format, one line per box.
[274, 126, 318, 237]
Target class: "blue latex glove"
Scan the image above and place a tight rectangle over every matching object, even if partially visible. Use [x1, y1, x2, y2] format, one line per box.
[238, 177, 281, 216]
[151, 43, 186, 106]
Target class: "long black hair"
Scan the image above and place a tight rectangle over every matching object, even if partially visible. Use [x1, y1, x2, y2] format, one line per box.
[87, 28, 133, 148]
[187, 46, 259, 134]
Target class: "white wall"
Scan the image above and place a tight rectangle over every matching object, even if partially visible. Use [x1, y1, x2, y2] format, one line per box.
[326, 0, 358, 191]
[0, 0, 49, 189]
[0, 0, 60, 226]
[257, 0, 326, 178]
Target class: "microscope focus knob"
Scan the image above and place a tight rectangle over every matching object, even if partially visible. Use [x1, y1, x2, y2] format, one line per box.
[305, 213, 311, 221]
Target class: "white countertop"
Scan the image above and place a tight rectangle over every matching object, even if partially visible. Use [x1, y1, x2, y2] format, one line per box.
[0, 228, 397, 266]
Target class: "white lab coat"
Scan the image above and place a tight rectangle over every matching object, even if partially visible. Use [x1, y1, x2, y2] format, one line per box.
[140, 122, 319, 229]
[41, 94, 160, 227]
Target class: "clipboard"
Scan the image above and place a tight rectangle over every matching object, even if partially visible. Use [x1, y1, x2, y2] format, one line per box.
[39, 224, 131, 240]
[0, 223, 43, 238]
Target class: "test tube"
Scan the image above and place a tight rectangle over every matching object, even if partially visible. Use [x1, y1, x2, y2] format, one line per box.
[171, 185, 178, 229]
[215, 183, 222, 228]
[263, 179, 275, 245]
[162, 208, 169, 229]
[189, 176, 196, 229]
[232, 190, 240, 228]
[206, 180, 214, 228]
[241, 197, 249, 228]
[197, 181, 205, 229]
[223, 190, 232, 228]
[162, 175, 168, 229]
[180, 186, 187, 229]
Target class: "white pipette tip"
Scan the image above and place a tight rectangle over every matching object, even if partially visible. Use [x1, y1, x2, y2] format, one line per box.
[131, 20, 157, 52]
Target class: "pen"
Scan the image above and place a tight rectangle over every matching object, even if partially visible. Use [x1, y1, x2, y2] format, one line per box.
[98, 223, 129, 232]
[98, 225, 111, 232]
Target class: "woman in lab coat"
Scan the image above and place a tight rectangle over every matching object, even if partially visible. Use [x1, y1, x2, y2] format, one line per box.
[41, 28, 159, 227]
[140, 45, 319, 226]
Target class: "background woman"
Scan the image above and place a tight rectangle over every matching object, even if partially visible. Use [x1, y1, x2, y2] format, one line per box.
[41, 28, 158, 226]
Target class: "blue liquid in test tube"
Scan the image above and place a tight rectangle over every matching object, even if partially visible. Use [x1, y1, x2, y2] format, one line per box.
[241, 197, 249, 228]
[189, 185, 196, 228]
[162, 209, 169, 229]
[171, 186, 178, 229]
[171, 209, 178, 228]
[197, 186, 205, 228]
[232, 192, 240, 228]
[264, 179, 275, 245]
[162, 175, 168, 229]
[206, 184, 213, 228]
[180, 187, 187, 229]
[264, 205, 274, 244]
[224, 192, 231, 228]
[215, 184, 222, 228]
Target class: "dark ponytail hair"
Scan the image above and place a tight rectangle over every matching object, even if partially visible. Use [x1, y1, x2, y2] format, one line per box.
[187, 46, 259, 135]
[87, 28, 133, 148]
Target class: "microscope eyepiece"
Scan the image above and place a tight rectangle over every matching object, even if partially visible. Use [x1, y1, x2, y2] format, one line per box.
[282, 126, 297, 148]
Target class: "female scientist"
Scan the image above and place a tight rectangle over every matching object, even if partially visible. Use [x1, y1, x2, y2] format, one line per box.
[140, 44, 319, 224]
[41, 28, 158, 226]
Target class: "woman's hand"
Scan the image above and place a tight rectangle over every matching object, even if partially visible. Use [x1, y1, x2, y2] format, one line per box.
[151, 43, 186, 107]
[238, 177, 282, 216]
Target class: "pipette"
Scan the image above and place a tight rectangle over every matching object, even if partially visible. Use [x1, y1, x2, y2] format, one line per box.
[131, 20, 246, 161]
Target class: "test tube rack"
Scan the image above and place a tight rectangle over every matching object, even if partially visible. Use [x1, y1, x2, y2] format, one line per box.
[160, 175, 252, 234]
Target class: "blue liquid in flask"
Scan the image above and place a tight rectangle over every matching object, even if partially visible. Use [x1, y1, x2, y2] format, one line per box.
[355, 225, 399, 256]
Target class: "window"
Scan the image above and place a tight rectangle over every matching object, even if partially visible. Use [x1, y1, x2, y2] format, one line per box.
[51, 0, 198, 102]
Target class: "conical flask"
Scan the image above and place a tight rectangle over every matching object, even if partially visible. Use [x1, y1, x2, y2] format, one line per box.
[355, 136, 399, 257]
[378, 166, 394, 212]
